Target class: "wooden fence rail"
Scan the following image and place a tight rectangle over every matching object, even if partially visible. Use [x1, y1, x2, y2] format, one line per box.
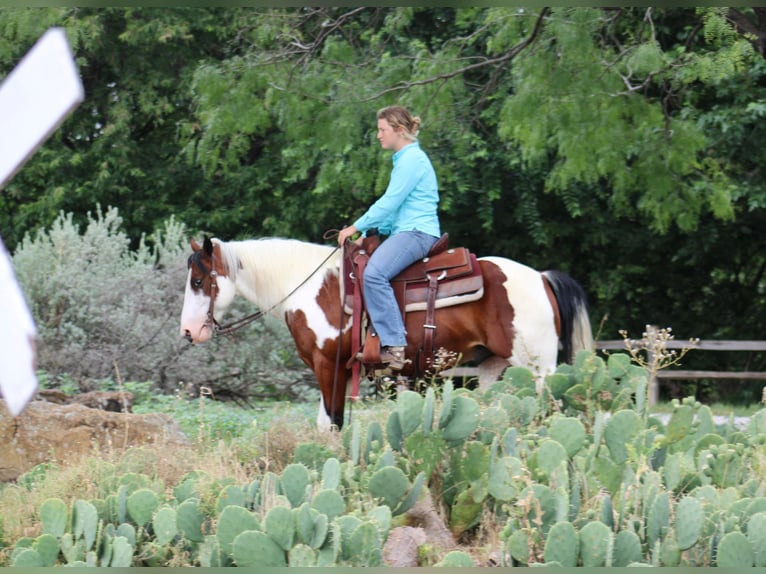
[442, 331, 766, 406]
[596, 334, 766, 404]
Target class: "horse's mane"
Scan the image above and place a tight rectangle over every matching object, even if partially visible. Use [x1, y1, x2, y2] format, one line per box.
[212, 237, 340, 310]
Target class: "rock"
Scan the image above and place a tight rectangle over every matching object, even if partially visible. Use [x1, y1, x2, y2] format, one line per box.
[0, 399, 189, 482]
[382, 490, 457, 567]
[69, 390, 134, 412]
[35, 389, 134, 412]
[383, 526, 427, 567]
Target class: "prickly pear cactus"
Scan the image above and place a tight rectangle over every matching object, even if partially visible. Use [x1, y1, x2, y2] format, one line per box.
[386, 410, 404, 451]
[675, 495, 703, 550]
[281, 463, 310, 508]
[664, 400, 695, 449]
[435, 550, 475, 567]
[176, 498, 205, 543]
[549, 416, 586, 458]
[404, 430, 447, 478]
[321, 457, 341, 491]
[423, 386, 436, 436]
[543, 521, 579, 566]
[215, 483, 246, 512]
[533, 438, 568, 481]
[716, 531, 753, 567]
[647, 492, 670, 549]
[152, 506, 178, 546]
[264, 505, 296, 551]
[441, 395, 480, 443]
[216, 505, 260, 557]
[747, 512, 766, 567]
[311, 489, 346, 521]
[288, 543, 318, 566]
[604, 409, 643, 465]
[126, 488, 159, 527]
[612, 530, 642, 567]
[40, 498, 68, 538]
[477, 404, 509, 445]
[72, 499, 99, 551]
[345, 521, 383, 566]
[579, 520, 612, 567]
[231, 530, 286, 567]
[397, 390, 425, 437]
[367, 466, 423, 516]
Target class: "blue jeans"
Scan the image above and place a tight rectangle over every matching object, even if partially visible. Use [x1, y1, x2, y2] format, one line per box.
[364, 230, 439, 347]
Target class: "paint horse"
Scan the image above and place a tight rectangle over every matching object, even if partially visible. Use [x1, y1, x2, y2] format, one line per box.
[180, 237, 593, 430]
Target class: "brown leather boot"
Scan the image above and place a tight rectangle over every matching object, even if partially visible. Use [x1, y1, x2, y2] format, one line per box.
[379, 346, 410, 370]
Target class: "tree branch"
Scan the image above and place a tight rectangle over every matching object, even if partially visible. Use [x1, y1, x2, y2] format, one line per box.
[358, 7, 551, 102]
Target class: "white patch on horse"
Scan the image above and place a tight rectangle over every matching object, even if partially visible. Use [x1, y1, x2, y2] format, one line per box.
[316, 395, 332, 431]
[180, 269, 213, 342]
[285, 270, 348, 349]
[479, 256, 559, 382]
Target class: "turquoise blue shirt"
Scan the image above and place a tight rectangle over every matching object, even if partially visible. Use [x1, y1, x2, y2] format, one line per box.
[353, 141, 440, 238]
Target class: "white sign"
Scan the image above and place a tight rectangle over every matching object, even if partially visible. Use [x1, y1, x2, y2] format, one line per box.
[0, 242, 38, 416]
[0, 27, 84, 415]
[0, 27, 84, 188]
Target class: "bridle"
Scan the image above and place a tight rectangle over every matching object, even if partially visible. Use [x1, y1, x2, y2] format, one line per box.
[191, 232, 350, 428]
[197, 240, 341, 336]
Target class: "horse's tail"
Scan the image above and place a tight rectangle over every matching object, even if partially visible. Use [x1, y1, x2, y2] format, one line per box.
[541, 270, 594, 364]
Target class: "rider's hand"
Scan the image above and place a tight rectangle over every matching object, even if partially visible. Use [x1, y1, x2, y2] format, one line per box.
[337, 225, 358, 246]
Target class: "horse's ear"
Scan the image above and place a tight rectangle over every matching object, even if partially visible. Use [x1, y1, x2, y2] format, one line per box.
[190, 238, 201, 252]
[203, 236, 214, 257]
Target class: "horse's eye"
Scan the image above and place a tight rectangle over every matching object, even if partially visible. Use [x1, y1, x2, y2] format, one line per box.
[191, 278, 203, 290]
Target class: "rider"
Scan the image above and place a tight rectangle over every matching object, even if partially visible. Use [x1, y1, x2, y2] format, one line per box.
[338, 105, 441, 370]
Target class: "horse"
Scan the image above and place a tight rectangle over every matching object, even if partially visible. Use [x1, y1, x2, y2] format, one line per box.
[179, 236, 593, 431]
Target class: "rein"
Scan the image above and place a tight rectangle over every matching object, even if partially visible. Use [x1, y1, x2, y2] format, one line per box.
[204, 241, 341, 336]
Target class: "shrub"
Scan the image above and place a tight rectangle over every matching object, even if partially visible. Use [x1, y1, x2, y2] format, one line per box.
[12, 206, 315, 402]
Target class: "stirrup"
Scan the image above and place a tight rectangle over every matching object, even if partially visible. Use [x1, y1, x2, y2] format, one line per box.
[380, 346, 410, 370]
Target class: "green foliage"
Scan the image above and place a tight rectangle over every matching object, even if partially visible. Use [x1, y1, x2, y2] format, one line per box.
[1, 6, 765, 365]
[8, 353, 766, 566]
[12, 207, 316, 403]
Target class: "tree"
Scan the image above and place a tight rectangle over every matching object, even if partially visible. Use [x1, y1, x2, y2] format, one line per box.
[2, 8, 765, 400]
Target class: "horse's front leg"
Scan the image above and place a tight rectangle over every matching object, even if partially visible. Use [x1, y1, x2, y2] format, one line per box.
[313, 352, 350, 431]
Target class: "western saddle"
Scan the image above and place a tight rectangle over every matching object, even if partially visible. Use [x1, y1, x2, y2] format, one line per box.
[343, 232, 484, 385]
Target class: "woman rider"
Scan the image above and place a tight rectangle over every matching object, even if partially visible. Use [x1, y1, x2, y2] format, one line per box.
[337, 105, 441, 370]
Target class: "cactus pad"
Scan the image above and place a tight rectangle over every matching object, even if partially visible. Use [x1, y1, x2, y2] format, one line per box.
[40, 498, 68, 538]
[549, 416, 586, 458]
[716, 531, 753, 567]
[674, 496, 703, 550]
[281, 463, 310, 508]
[152, 506, 178, 546]
[579, 520, 612, 567]
[544, 521, 579, 566]
[126, 488, 159, 527]
[232, 530, 286, 567]
[216, 505, 260, 556]
[604, 409, 642, 465]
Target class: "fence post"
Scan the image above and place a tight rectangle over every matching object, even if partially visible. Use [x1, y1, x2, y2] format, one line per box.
[646, 325, 659, 406]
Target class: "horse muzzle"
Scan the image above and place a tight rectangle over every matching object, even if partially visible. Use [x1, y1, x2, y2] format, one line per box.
[181, 324, 213, 344]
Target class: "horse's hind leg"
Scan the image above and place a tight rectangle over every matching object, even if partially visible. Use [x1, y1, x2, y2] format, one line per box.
[477, 355, 510, 390]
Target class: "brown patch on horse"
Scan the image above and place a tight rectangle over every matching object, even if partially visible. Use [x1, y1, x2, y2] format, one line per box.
[285, 271, 350, 428]
[395, 259, 515, 374]
[187, 238, 229, 299]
